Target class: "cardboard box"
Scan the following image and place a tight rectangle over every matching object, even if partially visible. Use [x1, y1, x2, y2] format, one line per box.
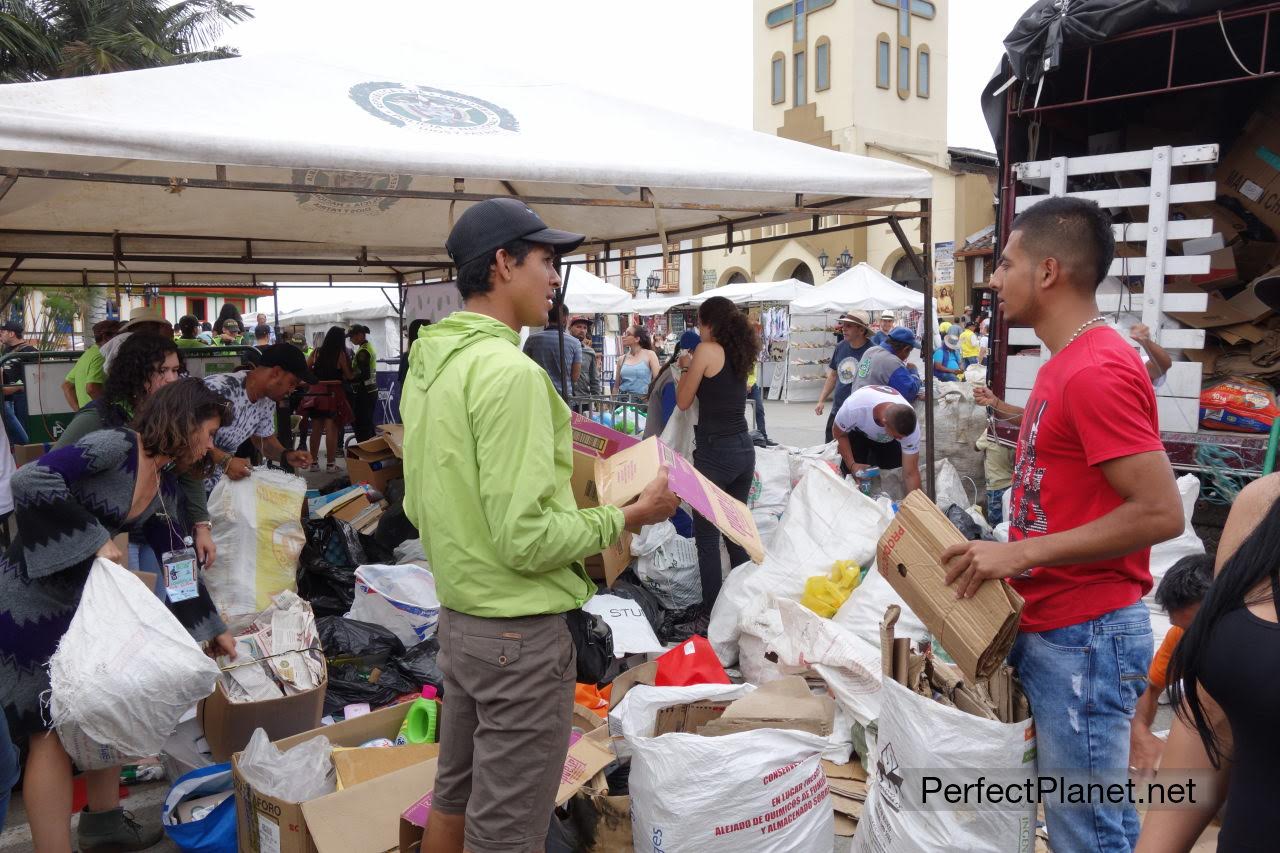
[608, 660, 658, 711]
[233, 701, 432, 853]
[396, 724, 616, 853]
[568, 775, 633, 853]
[345, 436, 404, 494]
[376, 423, 405, 458]
[876, 491, 1023, 682]
[199, 666, 327, 762]
[333, 743, 440, 789]
[13, 442, 49, 467]
[595, 437, 765, 565]
[570, 414, 639, 586]
[1217, 94, 1280, 235]
[697, 677, 835, 738]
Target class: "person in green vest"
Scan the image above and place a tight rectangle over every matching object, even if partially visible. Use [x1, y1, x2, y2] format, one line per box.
[175, 315, 206, 349]
[348, 323, 378, 442]
[60, 319, 122, 411]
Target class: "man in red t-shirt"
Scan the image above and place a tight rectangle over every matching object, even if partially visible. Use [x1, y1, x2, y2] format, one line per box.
[942, 197, 1184, 852]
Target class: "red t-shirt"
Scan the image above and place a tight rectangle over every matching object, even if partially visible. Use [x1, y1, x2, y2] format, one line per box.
[1007, 326, 1167, 631]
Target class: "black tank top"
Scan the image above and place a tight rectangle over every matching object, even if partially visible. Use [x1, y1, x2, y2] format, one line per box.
[1199, 571, 1280, 851]
[695, 360, 748, 438]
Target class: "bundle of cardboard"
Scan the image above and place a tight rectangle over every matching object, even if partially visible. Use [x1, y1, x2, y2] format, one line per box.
[218, 591, 325, 703]
[821, 759, 867, 837]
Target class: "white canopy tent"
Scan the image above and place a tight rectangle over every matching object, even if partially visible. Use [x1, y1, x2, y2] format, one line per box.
[0, 52, 930, 287]
[277, 295, 402, 361]
[560, 267, 632, 314]
[789, 263, 925, 313]
[688, 278, 816, 306]
[629, 295, 690, 317]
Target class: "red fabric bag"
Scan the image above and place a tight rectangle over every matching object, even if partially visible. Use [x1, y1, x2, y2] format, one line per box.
[654, 635, 731, 687]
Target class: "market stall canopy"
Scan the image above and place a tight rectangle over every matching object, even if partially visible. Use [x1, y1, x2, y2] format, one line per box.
[789, 263, 924, 313]
[689, 277, 816, 305]
[561, 267, 632, 314]
[0, 51, 931, 286]
[629, 295, 690, 316]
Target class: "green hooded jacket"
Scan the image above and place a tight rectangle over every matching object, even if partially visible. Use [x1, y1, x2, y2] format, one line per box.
[400, 311, 623, 618]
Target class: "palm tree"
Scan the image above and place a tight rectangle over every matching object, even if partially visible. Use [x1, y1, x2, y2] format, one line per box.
[0, 0, 253, 82]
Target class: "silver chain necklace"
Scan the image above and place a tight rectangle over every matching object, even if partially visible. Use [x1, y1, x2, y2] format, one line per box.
[1062, 315, 1106, 350]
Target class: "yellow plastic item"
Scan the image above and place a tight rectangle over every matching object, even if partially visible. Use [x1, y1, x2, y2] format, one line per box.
[801, 560, 862, 618]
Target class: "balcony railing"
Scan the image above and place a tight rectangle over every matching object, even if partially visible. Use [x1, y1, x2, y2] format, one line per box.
[603, 267, 681, 295]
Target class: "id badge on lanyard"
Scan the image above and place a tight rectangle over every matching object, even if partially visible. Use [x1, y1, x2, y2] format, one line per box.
[162, 544, 199, 603]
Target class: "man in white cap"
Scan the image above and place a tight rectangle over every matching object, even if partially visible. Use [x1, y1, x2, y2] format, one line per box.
[814, 311, 873, 443]
[872, 310, 897, 346]
[96, 305, 174, 371]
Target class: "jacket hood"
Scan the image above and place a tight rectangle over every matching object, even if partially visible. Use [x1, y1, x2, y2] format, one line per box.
[408, 311, 518, 394]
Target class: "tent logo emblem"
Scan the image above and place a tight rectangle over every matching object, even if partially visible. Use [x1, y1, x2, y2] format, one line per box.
[350, 81, 519, 134]
[292, 169, 413, 214]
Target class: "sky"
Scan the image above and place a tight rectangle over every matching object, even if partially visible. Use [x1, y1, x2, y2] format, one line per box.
[220, 0, 1032, 312]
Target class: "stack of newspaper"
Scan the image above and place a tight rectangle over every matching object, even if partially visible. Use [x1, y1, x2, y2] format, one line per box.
[218, 590, 325, 703]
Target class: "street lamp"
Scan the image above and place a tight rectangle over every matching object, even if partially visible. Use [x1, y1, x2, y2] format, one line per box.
[817, 248, 829, 273]
[647, 270, 661, 296]
[835, 248, 853, 274]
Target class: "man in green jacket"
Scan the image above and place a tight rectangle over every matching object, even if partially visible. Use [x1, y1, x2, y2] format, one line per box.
[401, 198, 678, 853]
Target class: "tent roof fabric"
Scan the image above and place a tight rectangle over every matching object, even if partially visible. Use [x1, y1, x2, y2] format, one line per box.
[560, 267, 632, 314]
[789, 263, 924, 313]
[0, 53, 931, 285]
[689, 277, 816, 305]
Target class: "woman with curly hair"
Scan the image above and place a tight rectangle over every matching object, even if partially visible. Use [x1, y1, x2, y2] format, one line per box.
[54, 335, 217, 573]
[1, 378, 234, 852]
[675, 295, 761, 617]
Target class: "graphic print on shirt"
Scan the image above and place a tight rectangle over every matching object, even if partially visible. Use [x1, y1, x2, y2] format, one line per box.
[1011, 397, 1049, 535]
[837, 357, 859, 385]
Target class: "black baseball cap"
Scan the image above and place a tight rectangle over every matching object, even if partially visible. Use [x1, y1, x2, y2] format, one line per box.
[446, 197, 586, 268]
[1, 320, 23, 334]
[257, 343, 317, 383]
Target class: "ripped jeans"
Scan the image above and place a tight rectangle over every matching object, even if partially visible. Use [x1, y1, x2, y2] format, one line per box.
[1009, 602, 1152, 853]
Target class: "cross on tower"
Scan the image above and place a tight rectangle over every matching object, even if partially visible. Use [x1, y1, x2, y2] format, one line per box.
[873, 0, 935, 96]
[765, 0, 837, 43]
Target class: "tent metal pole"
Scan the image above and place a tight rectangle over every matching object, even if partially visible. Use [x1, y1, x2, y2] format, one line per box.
[272, 279, 279, 332]
[889, 205, 935, 501]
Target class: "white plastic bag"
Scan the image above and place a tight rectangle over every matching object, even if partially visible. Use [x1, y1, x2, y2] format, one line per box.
[632, 521, 701, 610]
[855, 678, 1037, 853]
[238, 728, 335, 802]
[708, 466, 893, 666]
[345, 563, 440, 647]
[930, 381, 989, 493]
[661, 398, 697, 462]
[206, 469, 307, 614]
[771, 599, 885, 727]
[833, 568, 930, 650]
[48, 559, 220, 760]
[582, 594, 664, 657]
[623, 698, 834, 853]
[748, 447, 793, 547]
[1145, 474, 1205, 649]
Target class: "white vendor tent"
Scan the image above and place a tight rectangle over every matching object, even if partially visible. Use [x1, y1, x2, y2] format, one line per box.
[688, 277, 815, 306]
[0, 52, 931, 287]
[790, 263, 925, 313]
[629, 295, 690, 316]
[560, 267, 632, 314]
[277, 294, 403, 361]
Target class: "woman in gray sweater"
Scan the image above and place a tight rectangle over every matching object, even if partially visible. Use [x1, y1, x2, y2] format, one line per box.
[2, 379, 233, 852]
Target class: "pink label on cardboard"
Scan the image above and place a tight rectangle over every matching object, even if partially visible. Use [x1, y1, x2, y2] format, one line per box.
[402, 789, 434, 828]
[657, 439, 715, 518]
[571, 413, 640, 458]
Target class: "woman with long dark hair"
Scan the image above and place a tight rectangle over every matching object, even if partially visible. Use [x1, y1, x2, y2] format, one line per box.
[675, 296, 761, 618]
[616, 324, 660, 400]
[54, 335, 219, 572]
[0, 379, 233, 852]
[298, 325, 355, 471]
[1136, 473, 1280, 852]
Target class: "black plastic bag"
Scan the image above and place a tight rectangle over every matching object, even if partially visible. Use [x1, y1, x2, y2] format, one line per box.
[317, 615, 404, 666]
[323, 664, 402, 715]
[297, 518, 364, 616]
[946, 504, 989, 542]
[389, 637, 445, 697]
[657, 605, 708, 645]
[607, 573, 665, 634]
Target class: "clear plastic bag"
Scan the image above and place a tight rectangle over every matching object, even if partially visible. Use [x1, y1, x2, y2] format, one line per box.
[237, 728, 335, 802]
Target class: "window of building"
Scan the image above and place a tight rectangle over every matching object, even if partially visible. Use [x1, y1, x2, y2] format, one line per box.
[793, 51, 806, 106]
[917, 45, 930, 98]
[876, 34, 890, 89]
[187, 297, 207, 322]
[815, 37, 830, 91]
[794, 0, 806, 41]
[771, 53, 785, 104]
[223, 297, 246, 314]
[897, 44, 910, 98]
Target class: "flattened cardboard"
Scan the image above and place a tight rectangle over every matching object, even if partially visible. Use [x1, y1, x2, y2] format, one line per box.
[608, 661, 658, 710]
[376, 423, 405, 459]
[569, 415, 638, 586]
[232, 700, 418, 853]
[698, 676, 835, 738]
[301, 759, 438, 853]
[876, 491, 1023, 683]
[1217, 94, 1280, 234]
[595, 437, 765, 564]
[200, 669, 326, 762]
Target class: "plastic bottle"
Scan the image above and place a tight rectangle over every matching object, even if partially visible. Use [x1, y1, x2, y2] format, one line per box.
[395, 686, 440, 745]
[120, 764, 165, 785]
[854, 466, 881, 496]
